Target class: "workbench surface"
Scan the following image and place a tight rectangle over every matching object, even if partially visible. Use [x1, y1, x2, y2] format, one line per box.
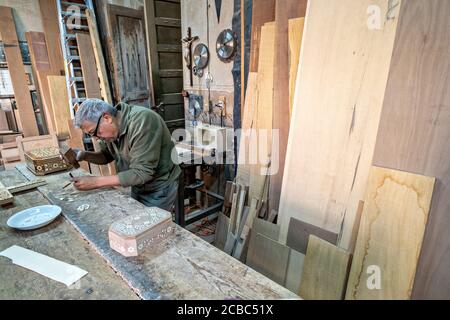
[0, 165, 299, 300]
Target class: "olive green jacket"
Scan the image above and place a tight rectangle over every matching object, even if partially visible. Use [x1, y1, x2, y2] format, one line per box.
[99, 102, 180, 191]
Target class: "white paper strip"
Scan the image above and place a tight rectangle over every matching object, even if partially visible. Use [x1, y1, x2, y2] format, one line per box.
[0, 245, 88, 287]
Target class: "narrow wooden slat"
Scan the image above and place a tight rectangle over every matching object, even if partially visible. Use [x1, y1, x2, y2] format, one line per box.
[346, 167, 435, 300]
[288, 18, 305, 118]
[0, 6, 39, 137]
[285, 249, 305, 294]
[300, 235, 351, 300]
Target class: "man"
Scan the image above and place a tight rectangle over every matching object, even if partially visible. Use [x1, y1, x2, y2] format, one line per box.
[72, 98, 181, 211]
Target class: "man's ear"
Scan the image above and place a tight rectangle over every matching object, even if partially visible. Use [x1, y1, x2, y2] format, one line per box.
[103, 113, 114, 124]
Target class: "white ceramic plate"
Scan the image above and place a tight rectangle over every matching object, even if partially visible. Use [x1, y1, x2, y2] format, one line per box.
[7, 205, 62, 231]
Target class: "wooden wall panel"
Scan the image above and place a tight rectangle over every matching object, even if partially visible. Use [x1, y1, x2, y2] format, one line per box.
[0, 6, 39, 137]
[25, 32, 56, 134]
[371, 0, 450, 299]
[278, 0, 402, 247]
[249, 0, 275, 72]
[269, 0, 307, 215]
[346, 167, 435, 300]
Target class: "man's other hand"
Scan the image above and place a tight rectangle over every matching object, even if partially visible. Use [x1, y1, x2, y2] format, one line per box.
[72, 176, 100, 191]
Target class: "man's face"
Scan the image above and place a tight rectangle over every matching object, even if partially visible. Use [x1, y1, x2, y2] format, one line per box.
[81, 113, 119, 142]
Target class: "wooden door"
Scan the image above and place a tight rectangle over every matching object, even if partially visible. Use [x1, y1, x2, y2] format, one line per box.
[145, 0, 184, 131]
[108, 5, 151, 107]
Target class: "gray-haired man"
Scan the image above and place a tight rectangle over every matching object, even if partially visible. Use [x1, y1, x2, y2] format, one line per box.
[72, 98, 181, 211]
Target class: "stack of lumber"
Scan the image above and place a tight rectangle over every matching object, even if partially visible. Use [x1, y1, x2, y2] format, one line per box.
[233, 0, 450, 299]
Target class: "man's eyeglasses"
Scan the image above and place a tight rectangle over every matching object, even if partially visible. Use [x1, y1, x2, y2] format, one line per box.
[89, 113, 104, 138]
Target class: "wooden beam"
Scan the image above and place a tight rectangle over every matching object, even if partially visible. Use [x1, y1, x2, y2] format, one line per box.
[346, 167, 435, 300]
[0, 6, 39, 137]
[288, 18, 305, 118]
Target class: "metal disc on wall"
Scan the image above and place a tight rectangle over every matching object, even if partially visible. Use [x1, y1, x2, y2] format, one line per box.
[193, 43, 210, 70]
[216, 29, 237, 62]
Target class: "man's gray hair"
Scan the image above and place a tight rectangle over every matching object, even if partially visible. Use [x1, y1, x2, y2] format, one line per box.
[73, 98, 117, 128]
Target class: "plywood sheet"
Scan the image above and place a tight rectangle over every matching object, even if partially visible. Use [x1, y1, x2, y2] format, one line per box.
[371, 0, 450, 300]
[0, 6, 39, 137]
[246, 233, 289, 285]
[346, 167, 435, 300]
[48, 76, 71, 137]
[300, 235, 351, 300]
[286, 217, 339, 254]
[278, 0, 402, 247]
[285, 249, 305, 294]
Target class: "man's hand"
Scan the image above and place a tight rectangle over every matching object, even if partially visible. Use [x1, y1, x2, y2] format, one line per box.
[72, 176, 100, 191]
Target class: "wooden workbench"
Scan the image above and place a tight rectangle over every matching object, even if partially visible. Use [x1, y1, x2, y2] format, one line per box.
[0, 169, 138, 300]
[0, 165, 299, 300]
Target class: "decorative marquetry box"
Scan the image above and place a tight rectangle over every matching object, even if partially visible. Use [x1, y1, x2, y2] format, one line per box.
[25, 147, 69, 176]
[108, 207, 174, 257]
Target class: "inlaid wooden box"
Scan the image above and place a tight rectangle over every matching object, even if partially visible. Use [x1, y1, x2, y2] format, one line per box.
[25, 147, 69, 176]
[108, 207, 174, 257]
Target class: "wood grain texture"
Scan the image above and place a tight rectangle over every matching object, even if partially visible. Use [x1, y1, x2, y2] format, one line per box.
[249, 0, 275, 72]
[288, 18, 305, 118]
[278, 0, 402, 247]
[14, 164, 298, 300]
[371, 0, 450, 299]
[247, 233, 290, 285]
[38, 0, 65, 75]
[286, 217, 338, 255]
[346, 167, 435, 300]
[269, 0, 307, 216]
[25, 32, 56, 134]
[300, 235, 351, 300]
[248, 22, 274, 202]
[0, 7, 39, 137]
[285, 249, 305, 295]
[48, 76, 71, 137]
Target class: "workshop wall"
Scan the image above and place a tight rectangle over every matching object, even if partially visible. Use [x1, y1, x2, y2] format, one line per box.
[181, 0, 235, 128]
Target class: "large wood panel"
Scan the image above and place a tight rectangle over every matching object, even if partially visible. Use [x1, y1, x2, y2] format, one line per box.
[372, 0, 450, 299]
[25, 32, 56, 134]
[249, 0, 275, 72]
[269, 0, 307, 215]
[346, 167, 435, 300]
[48, 76, 71, 137]
[278, 0, 402, 247]
[38, 0, 65, 75]
[300, 235, 351, 300]
[0, 6, 39, 137]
